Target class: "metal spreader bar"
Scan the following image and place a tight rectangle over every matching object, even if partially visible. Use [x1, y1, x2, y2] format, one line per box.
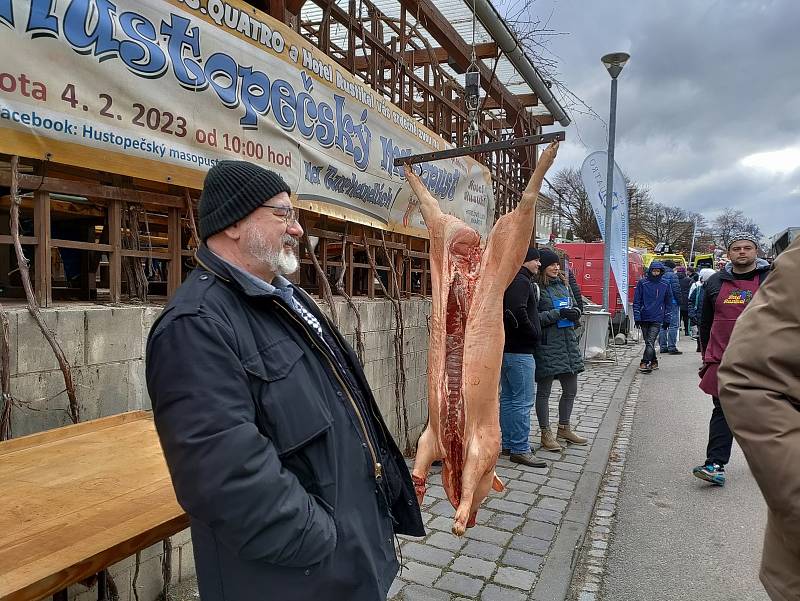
[394, 131, 566, 167]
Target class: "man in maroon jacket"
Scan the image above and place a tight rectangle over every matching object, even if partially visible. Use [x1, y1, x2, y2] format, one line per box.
[692, 232, 771, 486]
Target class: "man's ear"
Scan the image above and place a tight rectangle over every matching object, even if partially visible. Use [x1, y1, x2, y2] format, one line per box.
[223, 221, 243, 241]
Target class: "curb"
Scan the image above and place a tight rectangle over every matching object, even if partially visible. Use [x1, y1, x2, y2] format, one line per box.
[529, 354, 640, 601]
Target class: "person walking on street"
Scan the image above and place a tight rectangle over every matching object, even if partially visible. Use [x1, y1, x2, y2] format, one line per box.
[692, 232, 771, 487]
[499, 248, 547, 468]
[632, 261, 673, 373]
[658, 259, 683, 354]
[719, 237, 800, 601]
[534, 249, 587, 452]
[146, 161, 424, 601]
[688, 268, 716, 352]
[677, 266, 692, 336]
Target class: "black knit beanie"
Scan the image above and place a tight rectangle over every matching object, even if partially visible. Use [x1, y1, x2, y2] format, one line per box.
[539, 248, 560, 270]
[524, 248, 540, 262]
[198, 161, 292, 240]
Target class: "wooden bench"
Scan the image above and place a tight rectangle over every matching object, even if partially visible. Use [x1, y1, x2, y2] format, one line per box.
[0, 412, 189, 601]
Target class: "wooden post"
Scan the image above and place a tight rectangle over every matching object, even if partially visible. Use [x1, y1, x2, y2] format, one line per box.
[33, 191, 52, 307]
[108, 200, 122, 303]
[346, 239, 354, 297]
[167, 208, 181, 297]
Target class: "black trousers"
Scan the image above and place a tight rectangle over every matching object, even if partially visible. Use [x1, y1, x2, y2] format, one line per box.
[640, 322, 660, 363]
[705, 395, 733, 466]
[680, 309, 690, 335]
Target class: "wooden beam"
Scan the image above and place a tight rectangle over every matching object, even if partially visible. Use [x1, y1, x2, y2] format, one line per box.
[109, 200, 122, 303]
[482, 93, 538, 109]
[0, 172, 185, 209]
[33, 191, 52, 307]
[167, 208, 181, 297]
[398, 0, 532, 128]
[353, 42, 497, 70]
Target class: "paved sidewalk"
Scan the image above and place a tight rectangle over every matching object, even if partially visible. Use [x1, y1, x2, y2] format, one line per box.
[391, 344, 639, 601]
[569, 338, 769, 601]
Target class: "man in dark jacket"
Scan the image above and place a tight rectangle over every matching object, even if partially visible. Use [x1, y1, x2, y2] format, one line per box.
[658, 259, 683, 354]
[146, 161, 424, 601]
[632, 261, 673, 373]
[677, 266, 692, 335]
[499, 248, 547, 468]
[693, 232, 771, 487]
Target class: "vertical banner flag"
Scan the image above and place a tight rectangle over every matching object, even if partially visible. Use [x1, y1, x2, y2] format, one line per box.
[580, 151, 629, 313]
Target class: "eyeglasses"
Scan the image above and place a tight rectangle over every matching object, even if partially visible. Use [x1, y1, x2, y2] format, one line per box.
[261, 204, 297, 224]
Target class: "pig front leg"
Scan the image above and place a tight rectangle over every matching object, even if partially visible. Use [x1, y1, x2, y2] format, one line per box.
[411, 425, 444, 505]
[452, 432, 499, 536]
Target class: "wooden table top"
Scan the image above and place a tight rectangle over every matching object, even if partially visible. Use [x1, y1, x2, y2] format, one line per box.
[0, 412, 189, 601]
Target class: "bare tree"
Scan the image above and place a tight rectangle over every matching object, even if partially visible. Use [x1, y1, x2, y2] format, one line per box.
[544, 168, 600, 242]
[642, 204, 695, 250]
[626, 178, 654, 245]
[713, 208, 763, 249]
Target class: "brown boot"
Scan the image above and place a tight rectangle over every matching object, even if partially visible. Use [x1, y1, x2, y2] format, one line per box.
[557, 424, 588, 445]
[540, 428, 562, 452]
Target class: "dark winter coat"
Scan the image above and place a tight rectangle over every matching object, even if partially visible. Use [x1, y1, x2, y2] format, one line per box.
[146, 245, 424, 601]
[503, 266, 542, 354]
[567, 270, 584, 312]
[678, 272, 692, 310]
[662, 265, 682, 308]
[688, 285, 705, 324]
[534, 277, 584, 381]
[699, 259, 771, 353]
[632, 261, 673, 324]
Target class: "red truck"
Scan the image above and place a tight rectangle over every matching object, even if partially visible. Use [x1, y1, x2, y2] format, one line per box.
[555, 242, 645, 334]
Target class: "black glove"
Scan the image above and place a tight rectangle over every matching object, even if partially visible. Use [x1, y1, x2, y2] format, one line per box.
[662, 322, 670, 330]
[560, 308, 581, 322]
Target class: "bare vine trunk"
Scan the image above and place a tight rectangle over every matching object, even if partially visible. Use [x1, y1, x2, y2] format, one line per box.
[9, 156, 80, 424]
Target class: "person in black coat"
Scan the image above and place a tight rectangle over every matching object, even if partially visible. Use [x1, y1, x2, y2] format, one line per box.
[677, 266, 692, 335]
[146, 161, 424, 601]
[500, 248, 547, 468]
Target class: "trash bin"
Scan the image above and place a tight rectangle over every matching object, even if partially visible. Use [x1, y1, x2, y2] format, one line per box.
[580, 307, 611, 360]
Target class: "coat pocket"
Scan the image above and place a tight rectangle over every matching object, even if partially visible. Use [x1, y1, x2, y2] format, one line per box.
[243, 337, 333, 456]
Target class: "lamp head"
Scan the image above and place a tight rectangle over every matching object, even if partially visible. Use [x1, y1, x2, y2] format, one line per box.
[601, 52, 630, 79]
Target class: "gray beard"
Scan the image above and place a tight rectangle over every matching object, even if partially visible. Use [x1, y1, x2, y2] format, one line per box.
[246, 228, 299, 276]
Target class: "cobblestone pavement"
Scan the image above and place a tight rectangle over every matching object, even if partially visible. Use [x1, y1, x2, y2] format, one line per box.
[390, 343, 639, 601]
[567, 374, 640, 601]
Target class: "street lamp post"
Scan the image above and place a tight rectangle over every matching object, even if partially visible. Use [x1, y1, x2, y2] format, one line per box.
[600, 52, 630, 311]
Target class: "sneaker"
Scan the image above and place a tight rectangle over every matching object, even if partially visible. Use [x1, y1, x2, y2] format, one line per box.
[659, 349, 669, 354]
[639, 361, 652, 373]
[509, 452, 547, 468]
[650, 360, 659, 370]
[668, 349, 683, 355]
[540, 428, 562, 452]
[692, 463, 726, 486]
[557, 424, 588, 445]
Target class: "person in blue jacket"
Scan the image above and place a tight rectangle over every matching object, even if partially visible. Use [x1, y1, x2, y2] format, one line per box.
[658, 259, 683, 354]
[633, 261, 674, 373]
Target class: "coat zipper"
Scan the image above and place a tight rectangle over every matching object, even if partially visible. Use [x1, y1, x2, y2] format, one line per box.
[274, 303, 383, 482]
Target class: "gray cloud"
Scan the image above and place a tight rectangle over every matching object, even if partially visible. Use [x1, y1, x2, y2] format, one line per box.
[524, 0, 800, 238]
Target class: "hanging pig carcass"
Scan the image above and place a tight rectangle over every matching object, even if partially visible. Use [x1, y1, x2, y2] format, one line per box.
[406, 141, 559, 536]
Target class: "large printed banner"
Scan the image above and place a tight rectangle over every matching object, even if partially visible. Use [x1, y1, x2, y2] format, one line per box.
[580, 151, 629, 313]
[0, 0, 495, 237]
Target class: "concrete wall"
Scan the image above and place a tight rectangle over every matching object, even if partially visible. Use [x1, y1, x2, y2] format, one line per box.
[6, 298, 431, 600]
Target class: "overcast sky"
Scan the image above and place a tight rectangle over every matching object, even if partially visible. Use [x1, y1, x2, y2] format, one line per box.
[513, 0, 800, 240]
